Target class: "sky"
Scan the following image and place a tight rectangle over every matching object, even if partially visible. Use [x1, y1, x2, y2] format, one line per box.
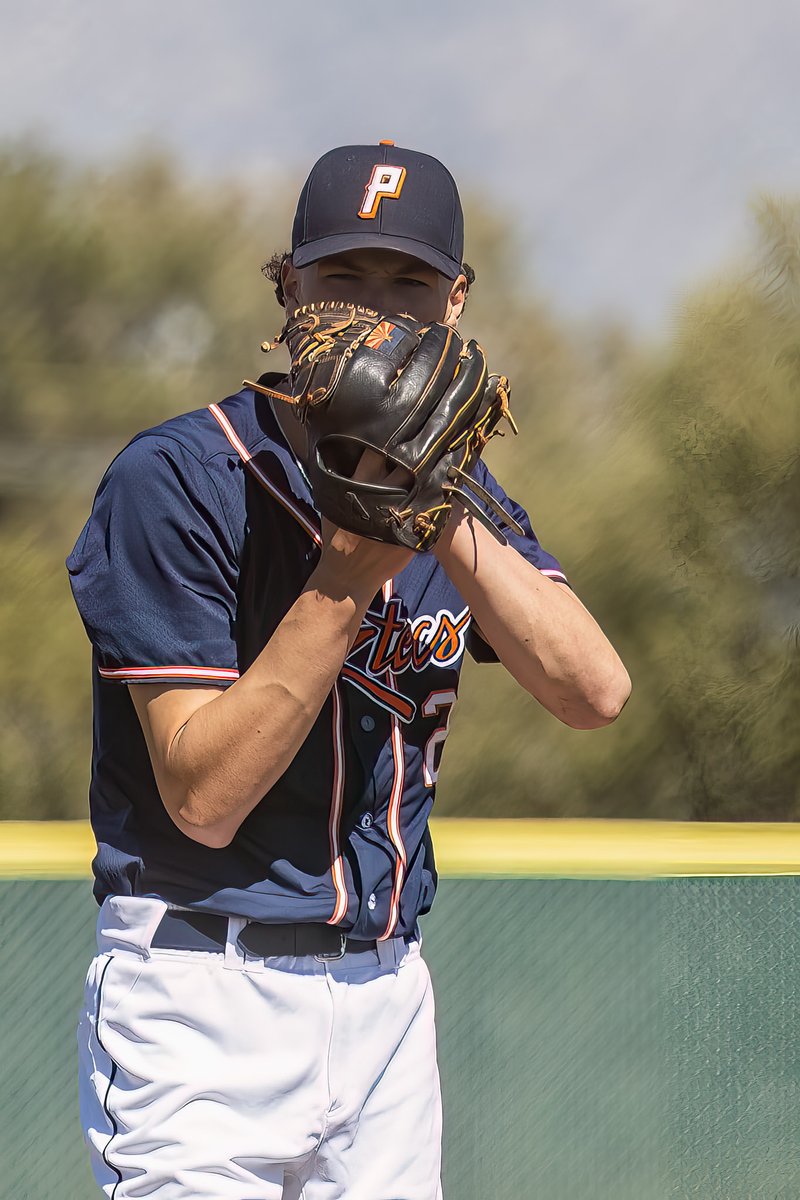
[2, 0, 798, 334]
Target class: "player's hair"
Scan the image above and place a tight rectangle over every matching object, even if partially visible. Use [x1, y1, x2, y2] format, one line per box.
[261, 252, 475, 310]
[262, 251, 291, 307]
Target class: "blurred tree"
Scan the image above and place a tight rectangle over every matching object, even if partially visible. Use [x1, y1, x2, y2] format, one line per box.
[443, 197, 799, 821]
[641, 196, 800, 818]
[0, 144, 796, 820]
[0, 142, 287, 817]
[0, 143, 285, 442]
[0, 511, 88, 819]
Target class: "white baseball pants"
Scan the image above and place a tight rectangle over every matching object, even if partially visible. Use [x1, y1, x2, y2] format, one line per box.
[78, 896, 443, 1199]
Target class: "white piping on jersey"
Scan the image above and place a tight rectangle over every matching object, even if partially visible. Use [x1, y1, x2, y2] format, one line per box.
[98, 664, 240, 682]
[207, 402, 323, 547]
[327, 680, 349, 925]
[378, 577, 408, 942]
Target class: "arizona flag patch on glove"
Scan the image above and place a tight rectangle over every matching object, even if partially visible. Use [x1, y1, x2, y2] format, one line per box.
[364, 320, 404, 353]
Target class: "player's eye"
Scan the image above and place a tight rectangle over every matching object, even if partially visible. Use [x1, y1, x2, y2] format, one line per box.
[327, 272, 360, 281]
[396, 278, 429, 288]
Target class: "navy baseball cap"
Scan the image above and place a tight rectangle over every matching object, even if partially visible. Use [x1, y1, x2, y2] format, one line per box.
[291, 141, 465, 280]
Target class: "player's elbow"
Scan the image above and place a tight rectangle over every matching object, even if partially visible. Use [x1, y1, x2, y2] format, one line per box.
[564, 668, 632, 729]
[172, 792, 238, 849]
[182, 821, 236, 850]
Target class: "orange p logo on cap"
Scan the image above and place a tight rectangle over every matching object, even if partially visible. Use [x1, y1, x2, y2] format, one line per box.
[358, 164, 407, 220]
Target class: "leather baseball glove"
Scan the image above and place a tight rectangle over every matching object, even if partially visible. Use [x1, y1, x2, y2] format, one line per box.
[244, 302, 521, 552]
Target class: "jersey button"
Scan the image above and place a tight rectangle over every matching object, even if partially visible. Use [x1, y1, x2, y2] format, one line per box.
[360, 813, 374, 830]
[360, 715, 376, 732]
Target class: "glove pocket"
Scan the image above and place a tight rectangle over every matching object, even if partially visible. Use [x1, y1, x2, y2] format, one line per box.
[306, 431, 418, 544]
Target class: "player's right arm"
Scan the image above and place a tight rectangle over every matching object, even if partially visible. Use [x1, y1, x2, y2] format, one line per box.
[68, 432, 410, 850]
[131, 525, 410, 848]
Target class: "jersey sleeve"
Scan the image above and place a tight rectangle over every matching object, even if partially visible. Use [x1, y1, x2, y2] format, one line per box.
[66, 434, 240, 686]
[465, 460, 571, 664]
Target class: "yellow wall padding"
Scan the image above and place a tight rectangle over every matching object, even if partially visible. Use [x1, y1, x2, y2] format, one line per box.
[2, 819, 800, 880]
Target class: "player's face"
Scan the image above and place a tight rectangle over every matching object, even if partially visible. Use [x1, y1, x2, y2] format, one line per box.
[283, 249, 467, 326]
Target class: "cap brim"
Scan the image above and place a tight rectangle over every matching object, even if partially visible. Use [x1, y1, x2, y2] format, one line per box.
[292, 233, 462, 280]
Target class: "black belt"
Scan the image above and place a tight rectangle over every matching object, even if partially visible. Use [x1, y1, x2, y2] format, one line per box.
[151, 909, 389, 960]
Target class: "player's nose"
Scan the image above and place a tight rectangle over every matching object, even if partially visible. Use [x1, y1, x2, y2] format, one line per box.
[351, 282, 395, 312]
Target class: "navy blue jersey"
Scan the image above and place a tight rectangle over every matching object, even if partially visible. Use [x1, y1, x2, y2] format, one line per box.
[67, 379, 569, 939]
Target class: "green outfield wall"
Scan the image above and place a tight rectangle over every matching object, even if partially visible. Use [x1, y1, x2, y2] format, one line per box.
[1, 821, 799, 1199]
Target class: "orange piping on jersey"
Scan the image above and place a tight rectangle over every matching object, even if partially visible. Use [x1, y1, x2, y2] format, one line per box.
[376, 577, 408, 941]
[327, 680, 349, 925]
[379, 707, 407, 941]
[341, 664, 416, 724]
[208, 402, 323, 547]
[98, 664, 240, 682]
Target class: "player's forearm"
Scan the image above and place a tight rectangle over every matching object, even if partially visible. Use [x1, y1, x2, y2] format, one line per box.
[165, 575, 373, 846]
[434, 508, 631, 729]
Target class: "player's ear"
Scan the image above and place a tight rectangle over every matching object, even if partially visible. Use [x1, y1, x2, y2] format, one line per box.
[443, 272, 469, 328]
[281, 256, 302, 312]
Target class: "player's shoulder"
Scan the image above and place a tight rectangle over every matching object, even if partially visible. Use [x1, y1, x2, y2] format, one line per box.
[129, 385, 274, 466]
[101, 383, 282, 490]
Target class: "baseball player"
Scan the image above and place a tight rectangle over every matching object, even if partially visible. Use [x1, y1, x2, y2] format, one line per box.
[68, 141, 631, 1199]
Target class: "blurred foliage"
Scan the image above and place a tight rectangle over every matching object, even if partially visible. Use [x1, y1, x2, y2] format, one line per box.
[1, 144, 797, 820]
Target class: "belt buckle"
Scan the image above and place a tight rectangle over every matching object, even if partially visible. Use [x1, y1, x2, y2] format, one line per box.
[314, 932, 347, 962]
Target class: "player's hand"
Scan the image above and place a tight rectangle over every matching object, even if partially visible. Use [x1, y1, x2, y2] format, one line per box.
[312, 449, 415, 598]
[318, 517, 414, 585]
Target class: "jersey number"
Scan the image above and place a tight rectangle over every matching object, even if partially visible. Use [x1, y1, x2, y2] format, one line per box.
[422, 689, 457, 787]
